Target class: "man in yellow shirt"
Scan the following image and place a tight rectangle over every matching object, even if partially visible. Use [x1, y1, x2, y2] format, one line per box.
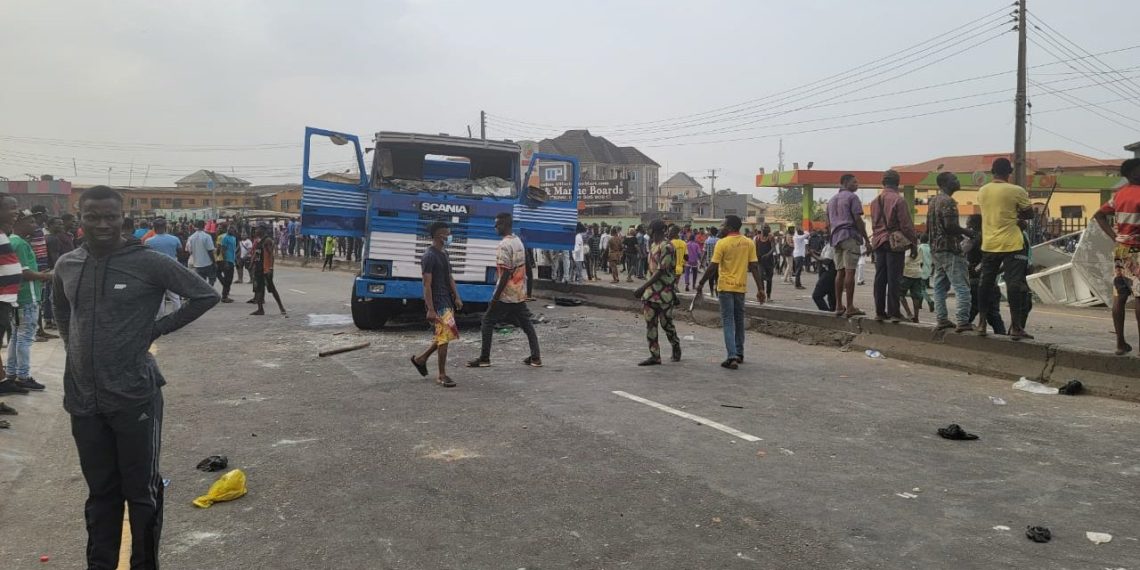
[976, 157, 1034, 339]
[669, 225, 686, 277]
[696, 215, 765, 369]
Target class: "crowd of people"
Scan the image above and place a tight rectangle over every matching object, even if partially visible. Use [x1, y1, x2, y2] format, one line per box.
[0, 157, 1136, 567]
[536, 156, 1140, 360]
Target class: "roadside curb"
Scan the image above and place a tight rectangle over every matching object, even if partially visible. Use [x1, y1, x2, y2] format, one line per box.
[535, 281, 1140, 402]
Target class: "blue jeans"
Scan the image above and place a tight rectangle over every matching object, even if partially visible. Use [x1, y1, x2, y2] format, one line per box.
[7, 302, 39, 378]
[719, 292, 746, 360]
[932, 251, 972, 325]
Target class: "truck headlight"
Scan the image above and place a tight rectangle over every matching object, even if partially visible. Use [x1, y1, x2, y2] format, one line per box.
[368, 283, 386, 294]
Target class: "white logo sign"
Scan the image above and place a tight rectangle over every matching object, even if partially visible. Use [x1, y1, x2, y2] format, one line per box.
[420, 202, 469, 215]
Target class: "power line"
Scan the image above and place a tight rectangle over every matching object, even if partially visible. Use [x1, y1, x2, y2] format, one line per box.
[489, 22, 1014, 143]
[1029, 78, 1140, 130]
[622, 69, 1140, 144]
[489, 42, 1140, 140]
[1028, 11, 1140, 98]
[641, 100, 1007, 149]
[1025, 19, 1140, 110]
[487, 5, 1013, 133]
[1032, 123, 1121, 157]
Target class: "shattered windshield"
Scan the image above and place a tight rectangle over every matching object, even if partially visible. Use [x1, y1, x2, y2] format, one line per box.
[374, 147, 518, 198]
[384, 176, 515, 198]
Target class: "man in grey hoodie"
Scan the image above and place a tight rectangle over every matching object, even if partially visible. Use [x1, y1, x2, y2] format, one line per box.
[53, 185, 220, 569]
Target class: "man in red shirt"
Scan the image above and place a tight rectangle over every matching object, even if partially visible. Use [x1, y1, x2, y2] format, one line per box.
[1093, 158, 1140, 355]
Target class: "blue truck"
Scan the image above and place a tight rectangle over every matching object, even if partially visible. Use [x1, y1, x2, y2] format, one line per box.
[300, 128, 580, 329]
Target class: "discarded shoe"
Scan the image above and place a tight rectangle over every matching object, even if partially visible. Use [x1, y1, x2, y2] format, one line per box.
[553, 297, 584, 307]
[1025, 526, 1052, 543]
[937, 424, 979, 441]
[196, 455, 229, 472]
[1057, 379, 1083, 396]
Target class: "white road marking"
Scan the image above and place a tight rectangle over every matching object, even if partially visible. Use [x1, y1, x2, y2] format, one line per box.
[271, 438, 319, 447]
[612, 391, 761, 442]
[289, 289, 307, 295]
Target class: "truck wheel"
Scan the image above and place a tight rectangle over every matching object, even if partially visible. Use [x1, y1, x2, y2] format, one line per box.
[351, 295, 396, 330]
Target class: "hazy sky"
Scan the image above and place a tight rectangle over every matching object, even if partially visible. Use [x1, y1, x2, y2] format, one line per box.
[2, 0, 1137, 202]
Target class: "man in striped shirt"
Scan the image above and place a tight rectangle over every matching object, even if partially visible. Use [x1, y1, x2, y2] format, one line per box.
[1093, 158, 1140, 356]
[0, 195, 27, 405]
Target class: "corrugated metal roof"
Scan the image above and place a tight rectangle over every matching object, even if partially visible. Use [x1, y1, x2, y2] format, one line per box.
[661, 172, 702, 189]
[175, 169, 251, 186]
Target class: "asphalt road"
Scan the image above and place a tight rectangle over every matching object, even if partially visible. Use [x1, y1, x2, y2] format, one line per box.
[1, 266, 1138, 569]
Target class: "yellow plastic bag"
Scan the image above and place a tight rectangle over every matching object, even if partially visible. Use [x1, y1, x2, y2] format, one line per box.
[193, 469, 247, 508]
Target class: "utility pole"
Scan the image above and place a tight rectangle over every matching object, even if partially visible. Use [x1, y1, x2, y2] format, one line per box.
[1013, 0, 1028, 187]
[480, 110, 486, 140]
[704, 169, 719, 220]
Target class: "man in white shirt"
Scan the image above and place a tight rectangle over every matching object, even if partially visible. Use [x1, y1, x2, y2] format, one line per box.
[792, 228, 808, 289]
[237, 233, 253, 284]
[571, 223, 586, 283]
[599, 229, 612, 273]
[186, 220, 216, 286]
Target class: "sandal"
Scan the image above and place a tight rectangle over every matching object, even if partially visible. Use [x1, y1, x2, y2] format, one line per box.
[465, 359, 491, 368]
[0, 402, 15, 415]
[638, 357, 662, 366]
[523, 356, 543, 368]
[671, 345, 682, 362]
[720, 359, 739, 370]
[435, 376, 456, 388]
[410, 356, 428, 377]
[1115, 343, 1133, 356]
[844, 309, 866, 318]
[0, 419, 9, 429]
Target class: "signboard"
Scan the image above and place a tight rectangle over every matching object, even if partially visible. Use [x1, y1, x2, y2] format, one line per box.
[543, 179, 628, 202]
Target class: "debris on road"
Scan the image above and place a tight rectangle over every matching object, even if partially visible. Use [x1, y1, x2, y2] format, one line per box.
[896, 492, 918, 499]
[778, 448, 795, 456]
[162, 478, 171, 488]
[756, 450, 767, 458]
[1025, 526, 1052, 543]
[720, 404, 744, 409]
[1013, 377, 1059, 395]
[193, 469, 248, 509]
[937, 424, 979, 441]
[989, 396, 1007, 406]
[39, 555, 49, 563]
[1058, 379, 1084, 395]
[683, 335, 695, 341]
[553, 297, 583, 307]
[864, 350, 885, 359]
[993, 525, 1011, 531]
[1086, 531, 1113, 544]
[195, 455, 229, 472]
[318, 341, 371, 357]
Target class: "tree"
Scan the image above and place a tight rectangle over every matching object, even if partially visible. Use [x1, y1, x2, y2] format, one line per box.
[776, 186, 803, 225]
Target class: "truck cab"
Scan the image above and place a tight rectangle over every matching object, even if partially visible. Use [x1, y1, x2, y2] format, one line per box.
[300, 128, 580, 329]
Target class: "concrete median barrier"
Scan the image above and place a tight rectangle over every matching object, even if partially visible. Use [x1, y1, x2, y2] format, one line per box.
[536, 280, 1140, 402]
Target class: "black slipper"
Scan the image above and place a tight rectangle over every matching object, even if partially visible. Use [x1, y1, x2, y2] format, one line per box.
[671, 345, 682, 362]
[0, 402, 16, 416]
[1115, 342, 1133, 356]
[436, 376, 456, 388]
[937, 423, 979, 440]
[0, 419, 9, 429]
[720, 359, 738, 370]
[410, 356, 428, 377]
[1025, 526, 1051, 543]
